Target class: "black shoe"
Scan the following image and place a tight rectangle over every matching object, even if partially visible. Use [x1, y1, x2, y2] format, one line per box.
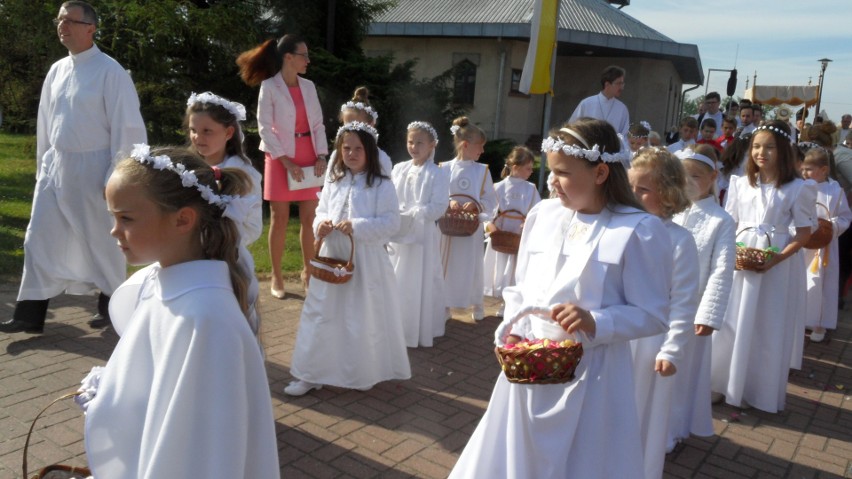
[88, 314, 110, 329]
[88, 293, 111, 329]
[1, 300, 49, 334]
[0, 318, 44, 334]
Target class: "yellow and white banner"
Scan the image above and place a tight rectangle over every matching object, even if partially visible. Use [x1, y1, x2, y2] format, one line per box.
[519, 0, 559, 95]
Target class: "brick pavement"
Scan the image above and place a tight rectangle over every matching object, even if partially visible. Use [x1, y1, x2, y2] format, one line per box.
[1, 278, 851, 478]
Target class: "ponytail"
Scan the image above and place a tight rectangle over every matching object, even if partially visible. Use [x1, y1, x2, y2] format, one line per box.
[200, 167, 252, 317]
[237, 34, 306, 87]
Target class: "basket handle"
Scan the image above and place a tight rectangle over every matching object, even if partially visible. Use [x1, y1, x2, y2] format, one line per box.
[314, 231, 354, 266]
[816, 202, 830, 218]
[23, 391, 82, 478]
[493, 209, 526, 230]
[736, 226, 772, 247]
[449, 193, 481, 214]
[495, 305, 562, 346]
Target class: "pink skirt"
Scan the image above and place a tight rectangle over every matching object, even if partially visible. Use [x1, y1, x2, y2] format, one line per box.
[263, 136, 320, 202]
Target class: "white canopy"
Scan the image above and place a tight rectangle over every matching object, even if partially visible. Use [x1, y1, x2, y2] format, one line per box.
[745, 85, 819, 107]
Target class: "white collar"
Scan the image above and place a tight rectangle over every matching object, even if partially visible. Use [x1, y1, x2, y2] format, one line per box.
[70, 44, 99, 63]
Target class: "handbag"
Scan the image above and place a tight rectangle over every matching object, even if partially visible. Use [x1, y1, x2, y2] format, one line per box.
[287, 166, 324, 191]
[24, 392, 91, 478]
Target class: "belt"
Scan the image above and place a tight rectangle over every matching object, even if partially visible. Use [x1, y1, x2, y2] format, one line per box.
[295, 131, 312, 138]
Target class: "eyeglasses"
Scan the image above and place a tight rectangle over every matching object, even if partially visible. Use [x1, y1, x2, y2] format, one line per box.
[53, 17, 93, 26]
[291, 52, 310, 60]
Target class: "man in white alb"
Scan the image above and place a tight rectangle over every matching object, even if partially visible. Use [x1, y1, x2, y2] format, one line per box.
[1, 1, 146, 334]
[569, 65, 630, 137]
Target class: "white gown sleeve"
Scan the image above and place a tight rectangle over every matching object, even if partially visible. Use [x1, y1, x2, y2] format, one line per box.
[695, 214, 736, 329]
[104, 65, 147, 185]
[587, 216, 672, 346]
[350, 179, 401, 243]
[418, 166, 450, 221]
[36, 65, 56, 179]
[656, 229, 700, 367]
[832, 185, 852, 235]
[793, 180, 818, 230]
[725, 175, 741, 225]
[478, 168, 499, 223]
[313, 182, 333, 236]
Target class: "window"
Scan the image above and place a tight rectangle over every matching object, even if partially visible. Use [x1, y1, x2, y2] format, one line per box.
[509, 69, 530, 97]
[453, 59, 477, 106]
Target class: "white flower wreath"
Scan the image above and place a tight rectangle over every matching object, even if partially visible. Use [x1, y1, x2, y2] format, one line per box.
[336, 121, 379, 141]
[340, 101, 378, 122]
[540, 136, 629, 164]
[407, 121, 439, 143]
[187, 92, 246, 122]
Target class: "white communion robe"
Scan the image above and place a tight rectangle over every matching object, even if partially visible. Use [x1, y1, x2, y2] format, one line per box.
[84, 261, 280, 478]
[290, 171, 411, 389]
[388, 159, 450, 347]
[449, 200, 672, 479]
[483, 176, 541, 299]
[670, 196, 736, 444]
[439, 159, 498, 309]
[19, 44, 146, 300]
[569, 92, 630, 138]
[804, 179, 852, 331]
[711, 176, 816, 412]
[219, 155, 263, 335]
[631, 220, 700, 479]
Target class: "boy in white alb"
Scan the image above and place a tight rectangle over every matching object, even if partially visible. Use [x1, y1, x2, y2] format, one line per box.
[801, 147, 852, 342]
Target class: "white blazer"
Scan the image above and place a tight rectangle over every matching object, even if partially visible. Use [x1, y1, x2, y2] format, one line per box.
[257, 74, 328, 159]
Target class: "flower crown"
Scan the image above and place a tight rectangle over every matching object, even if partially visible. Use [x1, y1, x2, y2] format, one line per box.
[336, 121, 379, 142]
[754, 124, 793, 144]
[450, 125, 461, 136]
[187, 92, 246, 122]
[407, 121, 439, 143]
[541, 128, 629, 164]
[130, 144, 233, 209]
[640, 120, 652, 131]
[340, 101, 378, 122]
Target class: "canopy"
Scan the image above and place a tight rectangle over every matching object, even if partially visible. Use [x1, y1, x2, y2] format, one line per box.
[744, 85, 818, 107]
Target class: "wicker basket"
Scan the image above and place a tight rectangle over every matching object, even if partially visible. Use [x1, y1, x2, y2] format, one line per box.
[490, 209, 525, 255]
[310, 233, 354, 284]
[496, 339, 584, 384]
[804, 203, 833, 250]
[494, 307, 584, 384]
[735, 227, 774, 271]
[438, 194, 481, 237]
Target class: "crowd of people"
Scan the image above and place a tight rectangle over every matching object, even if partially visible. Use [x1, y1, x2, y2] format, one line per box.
[4, 2, 852, 477]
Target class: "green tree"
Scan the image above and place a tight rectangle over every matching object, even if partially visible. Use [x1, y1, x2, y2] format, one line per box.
[0, 0, 463, 166]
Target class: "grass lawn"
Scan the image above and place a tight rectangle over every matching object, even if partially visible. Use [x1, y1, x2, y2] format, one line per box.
[0, 132, 304, 283]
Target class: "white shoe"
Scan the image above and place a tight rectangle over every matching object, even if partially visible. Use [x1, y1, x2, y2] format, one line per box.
[472, 306, 484, 321]
[810, 329, 826, 342]
[270, 285, 286, 299]
[284, 380, 321, 396]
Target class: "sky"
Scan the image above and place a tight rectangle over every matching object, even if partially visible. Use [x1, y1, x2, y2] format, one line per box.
[621, 0, 852, 121]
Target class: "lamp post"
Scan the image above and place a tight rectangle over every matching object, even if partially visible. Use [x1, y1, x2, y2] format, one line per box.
[815, 58, 832, 116]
